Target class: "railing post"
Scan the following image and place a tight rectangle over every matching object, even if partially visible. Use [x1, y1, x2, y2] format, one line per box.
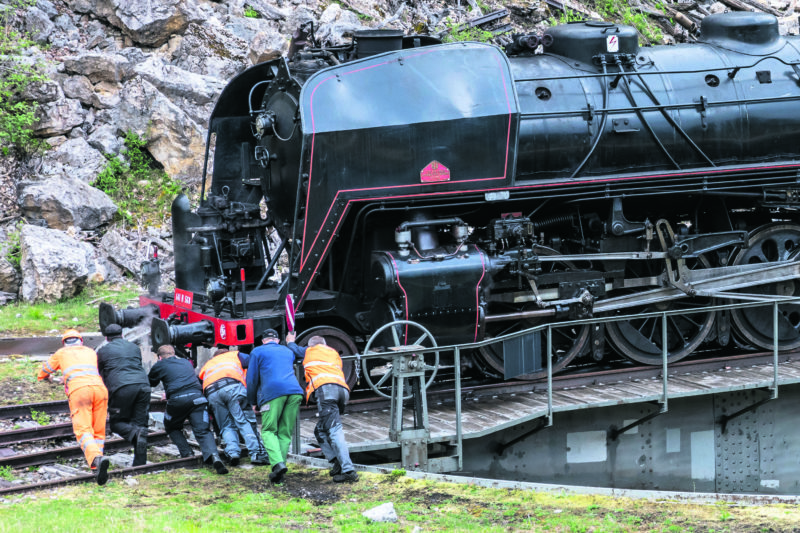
[547, 325, 553, 427]
[772, 301, 779, 399]
[454, 346, 463, 471]
[661, 312, 668, 413]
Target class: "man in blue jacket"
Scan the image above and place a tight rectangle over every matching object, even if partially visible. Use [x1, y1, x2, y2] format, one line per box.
[246, 329, 304, 484]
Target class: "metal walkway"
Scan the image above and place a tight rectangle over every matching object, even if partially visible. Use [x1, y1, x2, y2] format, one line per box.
[300, 355, 800, 456]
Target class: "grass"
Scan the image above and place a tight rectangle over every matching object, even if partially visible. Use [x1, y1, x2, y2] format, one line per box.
[0, 466, 798, 531]
[0, 283, 141, 336]
[0, 357, 63, 404]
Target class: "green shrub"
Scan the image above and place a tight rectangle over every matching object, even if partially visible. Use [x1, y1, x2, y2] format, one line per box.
[0, 466, 13, 481]
[0, 0, 48, 156]
[3, 221, 23, 269]
[94, 131, 184, 227]
[30, 409, 51, 426]
[594, 0, 664, 44]
[442, 19, 496, 43]
[244, 5, 258, 18]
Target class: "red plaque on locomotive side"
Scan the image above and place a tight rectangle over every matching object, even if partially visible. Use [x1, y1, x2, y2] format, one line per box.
[420, 160, 450, 183]
[174, 288, 193, 309]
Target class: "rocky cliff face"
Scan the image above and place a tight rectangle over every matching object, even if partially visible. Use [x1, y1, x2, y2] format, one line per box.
[1, 0, 798, 304]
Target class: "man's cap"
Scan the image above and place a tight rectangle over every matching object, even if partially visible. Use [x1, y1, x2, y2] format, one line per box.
[156, 345, 175, 356]
[262, 328, 279, 339]
[103, 324, 123, 337]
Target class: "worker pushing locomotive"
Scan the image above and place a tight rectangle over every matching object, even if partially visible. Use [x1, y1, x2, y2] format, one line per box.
[101, 12, 800, 387]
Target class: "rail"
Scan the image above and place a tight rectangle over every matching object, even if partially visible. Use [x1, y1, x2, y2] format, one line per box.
[325, 293, 800, 472]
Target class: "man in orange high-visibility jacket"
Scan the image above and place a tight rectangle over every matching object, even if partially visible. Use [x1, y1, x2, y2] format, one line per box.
[38, 329, 110, 485]
[287, 333, 358, 483]
[198, 347, 267, 467]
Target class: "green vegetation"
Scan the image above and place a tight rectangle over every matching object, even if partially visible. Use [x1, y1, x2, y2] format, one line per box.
[387, 468, 406, 480]
[2, 221, 23, 269]
[594, 0, 664, 44]
[94, 131, 184, 227]
[243, 5, 258, 18]
[0, 0, 47, 156]
[30, 408, 50, 426]
[0, 465, 12, 481]
[0, 283, 141, 335]
[0, 466, 796, 531]
[442, 19, 496, 43]
[548, 7, 584, 26]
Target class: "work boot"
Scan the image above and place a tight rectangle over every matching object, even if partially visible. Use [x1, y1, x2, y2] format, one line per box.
[251, 454, 269, 466]
[92, 456, 111, 486]
[332, 470, 359, 483]
[133, 428, 148, 467]
[328, 458, 342, 477]
[228, 455, 240, 467]
[210, 455, 229, 475]
[269, 462, 288, 484]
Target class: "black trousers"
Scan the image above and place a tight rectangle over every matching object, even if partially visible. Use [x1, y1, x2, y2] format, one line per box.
[108, 383, 151, 444]
[164, 392, 219, 462]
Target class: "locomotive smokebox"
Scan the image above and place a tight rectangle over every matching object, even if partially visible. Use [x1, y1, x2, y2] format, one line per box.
[543, 20, 639, 65]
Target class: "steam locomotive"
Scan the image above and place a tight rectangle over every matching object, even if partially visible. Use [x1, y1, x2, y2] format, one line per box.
[101, 12, 800, 389]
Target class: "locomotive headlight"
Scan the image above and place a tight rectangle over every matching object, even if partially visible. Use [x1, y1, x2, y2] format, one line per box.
[254, 112, 275, 138]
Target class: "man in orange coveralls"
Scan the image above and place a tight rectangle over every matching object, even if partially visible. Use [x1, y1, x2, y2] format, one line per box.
[38, 329, 110, 485]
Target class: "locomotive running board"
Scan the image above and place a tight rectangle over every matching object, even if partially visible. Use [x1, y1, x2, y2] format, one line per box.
[594, 261, 800, 313]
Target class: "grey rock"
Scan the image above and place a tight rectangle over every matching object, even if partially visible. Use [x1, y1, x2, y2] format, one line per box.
[19, 224, 96, 303]
[91, 80, 123, 109]
[316, 4, 364, 47]
[117, 76, 205, 181]
[0, 257, 20, 295]
[33, 98, 86, 137]
[54, 13, 79, 34]
[86, 0, 202, 47]
[242, 0, 287, 21]
[21, 78, 63, 104]
[18, 175, 118, 231]
[35, 0, 59, 18]
[133, 56, 225, 105]
[362, 502, 398, 523]
[0, 291, 17, 305]
[36, 137, 107, 183]
[248, 29, 288, 65]
[23, 7, 55, 44]
[87, 124, 123, 155]
[61, 75, 94, 104]
[100, 229, 146, 276]
[170, 22, 249, 79]
[63, 51, 131, 83]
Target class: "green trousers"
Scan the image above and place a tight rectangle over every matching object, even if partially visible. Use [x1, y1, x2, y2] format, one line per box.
[260, 394, 302, 465]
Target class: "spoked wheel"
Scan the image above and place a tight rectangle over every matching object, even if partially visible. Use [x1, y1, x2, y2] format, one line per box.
[730, 223, 800, 351]
[477, 246, 590, 379]
[606, 255, 716, 365]
[362, 320, 439, 399]
[296, 326, 359, 390]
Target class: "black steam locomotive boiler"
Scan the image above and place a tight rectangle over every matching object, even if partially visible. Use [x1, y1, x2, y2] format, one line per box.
[102, 12, 800, 390]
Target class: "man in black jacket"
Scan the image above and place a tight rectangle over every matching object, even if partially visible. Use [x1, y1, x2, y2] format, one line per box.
[148, 344, 228, 474]
[96, 324, 150, 466]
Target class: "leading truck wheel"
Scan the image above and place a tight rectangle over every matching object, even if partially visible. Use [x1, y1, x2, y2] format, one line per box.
[730, 223, 800, 351]
[295, 326, 359, 391]
[362, 320, 439, 400]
